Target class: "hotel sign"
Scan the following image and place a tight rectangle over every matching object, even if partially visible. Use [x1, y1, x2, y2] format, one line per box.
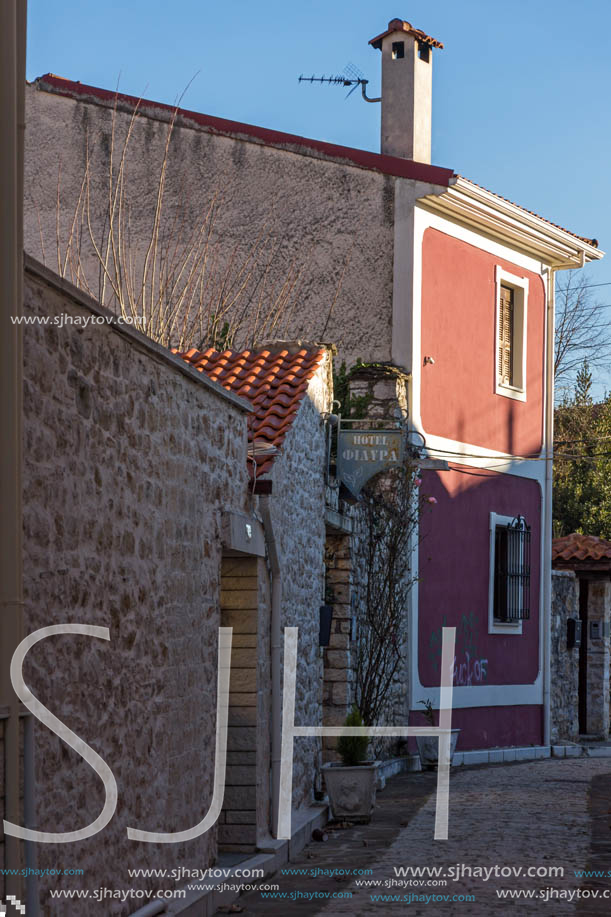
[337, 430, 404, 496]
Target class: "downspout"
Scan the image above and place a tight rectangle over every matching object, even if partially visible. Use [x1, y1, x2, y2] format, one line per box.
[542, 265, 555, 748]
[543, 252, 585, 747]
[0, 0, 25, 901]
[259, 496, 282, 838]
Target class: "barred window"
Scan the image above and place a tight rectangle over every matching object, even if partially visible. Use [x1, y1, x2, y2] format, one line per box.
[493, 516, 531, 622]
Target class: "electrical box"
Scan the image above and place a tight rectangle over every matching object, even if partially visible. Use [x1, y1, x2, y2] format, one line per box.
[567, 618, 581, 649]
[319, 605, 333, 647]
[590, 621, 602, 641]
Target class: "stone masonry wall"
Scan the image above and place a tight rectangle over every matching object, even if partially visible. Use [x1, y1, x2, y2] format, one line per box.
[585, 579, 611, 738]
[550, 571, 580, 744]
[270, 353, 331, 808]
[22, 262, 250, 913]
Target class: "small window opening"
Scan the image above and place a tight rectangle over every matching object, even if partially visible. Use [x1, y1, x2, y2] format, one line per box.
[418, 42, 430, 62]
[392, 41, 405, 60]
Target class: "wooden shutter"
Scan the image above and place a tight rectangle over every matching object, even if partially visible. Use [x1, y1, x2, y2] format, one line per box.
[498, 285, 514, 386]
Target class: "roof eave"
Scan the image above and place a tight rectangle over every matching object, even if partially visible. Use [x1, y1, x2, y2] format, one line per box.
[418, 176, 604, 268]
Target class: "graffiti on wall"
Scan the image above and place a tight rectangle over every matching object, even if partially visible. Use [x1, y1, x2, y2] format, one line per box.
[428, 611, 489, 686]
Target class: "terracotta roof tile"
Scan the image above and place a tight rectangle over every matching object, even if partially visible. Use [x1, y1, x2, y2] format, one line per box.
[369, 19, 444, 50]
[552, 533, 611, 570]
[175, 344, 326, 478]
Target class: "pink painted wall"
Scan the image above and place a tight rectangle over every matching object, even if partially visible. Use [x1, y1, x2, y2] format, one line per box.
[410, 705, 543, 750]
[420, 228, 545, 455]
[418, 466, 541, 691]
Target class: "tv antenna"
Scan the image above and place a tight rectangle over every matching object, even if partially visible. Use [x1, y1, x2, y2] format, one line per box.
[298, 62, 380, 103]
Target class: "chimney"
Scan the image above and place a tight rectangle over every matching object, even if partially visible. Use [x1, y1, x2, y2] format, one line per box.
[369, 18, 443, 163]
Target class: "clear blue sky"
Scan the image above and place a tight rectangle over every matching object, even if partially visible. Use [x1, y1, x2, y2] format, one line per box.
[27, 0, 611, 393]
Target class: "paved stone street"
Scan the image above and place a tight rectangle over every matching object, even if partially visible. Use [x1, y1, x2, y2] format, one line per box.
[221, 757, 611, 916]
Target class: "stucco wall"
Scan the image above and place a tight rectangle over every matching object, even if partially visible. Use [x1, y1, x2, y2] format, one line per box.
[420, 228, 546, 455]
[22, 262, 249, 912]
[418, 466, 542, 691]
[270, 356, 330, 807]
[24, 83, 395, 367]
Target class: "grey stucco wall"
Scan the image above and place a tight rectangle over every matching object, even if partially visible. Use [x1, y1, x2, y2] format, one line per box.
[24, 83, 395, 367]
[270, 357, 331, 807]
[22, 264, 250, 912]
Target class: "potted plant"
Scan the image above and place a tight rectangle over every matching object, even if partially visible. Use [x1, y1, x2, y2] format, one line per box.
[322, 707, 377, 823]
[415, 699, 460, 770]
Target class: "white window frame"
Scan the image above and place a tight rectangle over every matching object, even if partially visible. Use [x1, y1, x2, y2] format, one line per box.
[488, 512, 523, 635]
[495, 267, 528, 402]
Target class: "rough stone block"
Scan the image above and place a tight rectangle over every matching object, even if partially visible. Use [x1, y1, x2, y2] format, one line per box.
[223, 785, 257, 810]
[228, 706, 257, 726]
[231, 648, 258, 668]
[218, 824, 257, 846]
[227, 726, 258, 751]
[225, 810, 257, 825]
[225, 765, 257, 786]
[229, 692, 257, 707]
[221, 610, 257, 633]
[229, 668, 257, 692]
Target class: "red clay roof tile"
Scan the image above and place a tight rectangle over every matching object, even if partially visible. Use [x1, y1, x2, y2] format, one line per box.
[552, 533, 611, 570]
[175, 344, 326, 478]
[369, 19, 444, 51]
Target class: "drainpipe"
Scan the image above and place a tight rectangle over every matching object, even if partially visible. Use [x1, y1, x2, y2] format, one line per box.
[542, 265, 555, 748]
[543, 253, 586, 747]
[0, 0, 26, 901]
[259, 496, 282, 838]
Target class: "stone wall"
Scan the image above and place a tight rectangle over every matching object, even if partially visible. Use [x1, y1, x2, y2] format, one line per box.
[585, 579, 611, 738]
[550, 571, 580, 744]
[269, 352, 331, 807]
[22, 260, 250, 912]
[24, 83, 396, 368]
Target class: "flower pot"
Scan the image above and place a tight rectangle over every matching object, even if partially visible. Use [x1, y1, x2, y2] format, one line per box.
[416, 729, 461, 770]
[322, 762, 377, 823]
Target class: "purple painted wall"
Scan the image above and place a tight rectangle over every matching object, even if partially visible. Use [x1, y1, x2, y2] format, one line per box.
[418, 465, 541, 692]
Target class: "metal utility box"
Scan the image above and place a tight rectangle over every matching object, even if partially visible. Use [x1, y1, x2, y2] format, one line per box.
[319, 605, 333, 647]
[567, 618, 581, 649]
[590, 621, 602, 641]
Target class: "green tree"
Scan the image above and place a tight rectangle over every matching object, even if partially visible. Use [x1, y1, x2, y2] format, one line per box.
[554, 362, 611, 539]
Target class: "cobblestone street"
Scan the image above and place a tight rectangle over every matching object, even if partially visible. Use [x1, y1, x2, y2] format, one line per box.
[225, 757, 611, 916]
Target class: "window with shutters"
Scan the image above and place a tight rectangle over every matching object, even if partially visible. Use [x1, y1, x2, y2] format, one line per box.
[488, 512, 531, 634]
[495, 267, 528, 401]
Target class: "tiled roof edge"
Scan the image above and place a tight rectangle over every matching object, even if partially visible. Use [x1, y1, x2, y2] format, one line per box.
[32, 74, 455, 187]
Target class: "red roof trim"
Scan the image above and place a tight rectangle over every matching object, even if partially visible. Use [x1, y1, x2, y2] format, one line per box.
[34, 74, 455, 187]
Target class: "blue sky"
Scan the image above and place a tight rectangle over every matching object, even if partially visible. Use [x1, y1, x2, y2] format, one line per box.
[27, 0, 611, 393]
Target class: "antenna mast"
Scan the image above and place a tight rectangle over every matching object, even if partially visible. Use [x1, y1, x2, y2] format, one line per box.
[298, 64, 380, 103]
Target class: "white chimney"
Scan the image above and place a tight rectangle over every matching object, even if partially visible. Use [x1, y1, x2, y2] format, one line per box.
[369, 18, 443, 163]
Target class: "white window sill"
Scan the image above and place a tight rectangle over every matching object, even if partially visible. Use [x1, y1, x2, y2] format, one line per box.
[490, 619, 523, 636]
[495, 382, 526, 403]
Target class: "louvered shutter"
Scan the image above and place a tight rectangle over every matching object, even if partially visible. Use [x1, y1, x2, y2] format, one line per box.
[498, 285, 514, 386]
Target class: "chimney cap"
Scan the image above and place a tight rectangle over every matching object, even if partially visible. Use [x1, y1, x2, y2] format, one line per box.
[369, 18, 444, 51]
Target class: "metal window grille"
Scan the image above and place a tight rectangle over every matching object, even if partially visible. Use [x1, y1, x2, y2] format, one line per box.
[494, 516, 531, 621]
